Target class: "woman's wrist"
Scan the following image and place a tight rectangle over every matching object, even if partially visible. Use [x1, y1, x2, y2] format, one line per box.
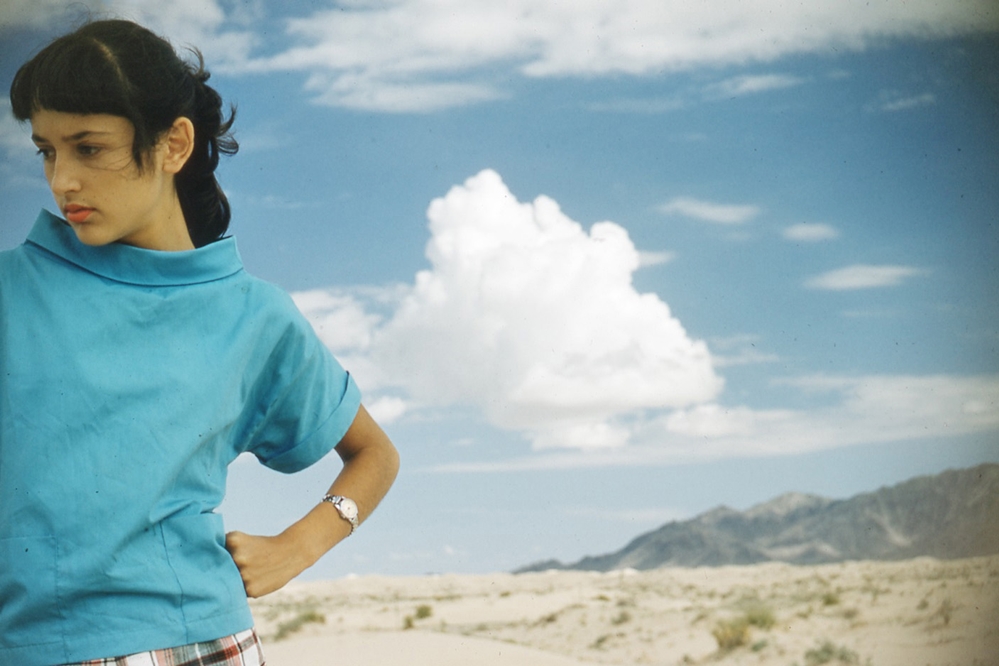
[282, 502, 352, 570]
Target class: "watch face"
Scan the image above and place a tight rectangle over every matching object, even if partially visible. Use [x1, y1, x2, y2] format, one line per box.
[338, 498, 358, 521]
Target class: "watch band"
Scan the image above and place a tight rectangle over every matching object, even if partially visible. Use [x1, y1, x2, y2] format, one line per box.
[322, 494, 359, 536]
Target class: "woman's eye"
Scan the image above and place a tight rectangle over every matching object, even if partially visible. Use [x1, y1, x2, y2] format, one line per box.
[77, 144, 101, 157]
[35, 147, 54, 160]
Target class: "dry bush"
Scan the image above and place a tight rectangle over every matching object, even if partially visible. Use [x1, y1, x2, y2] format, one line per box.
[712, 617, 750, 651]
[403, 603, 434, 629]
[273, 609, 325, 641]
[743, 602, 776, 629]
[804, 640, 859, 665]
[932, 598, 954, 626]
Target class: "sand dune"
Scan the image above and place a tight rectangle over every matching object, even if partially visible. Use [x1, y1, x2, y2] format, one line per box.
[251, 555, 999, 666]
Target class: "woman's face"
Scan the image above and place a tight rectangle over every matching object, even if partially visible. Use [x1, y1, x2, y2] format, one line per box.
[29, 110, 193, 251]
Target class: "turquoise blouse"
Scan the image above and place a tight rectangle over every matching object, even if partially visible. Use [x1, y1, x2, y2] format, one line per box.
[0, 211, 361, 665]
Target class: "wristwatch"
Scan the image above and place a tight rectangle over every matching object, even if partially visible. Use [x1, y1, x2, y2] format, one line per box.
[322, 494, 359, 536]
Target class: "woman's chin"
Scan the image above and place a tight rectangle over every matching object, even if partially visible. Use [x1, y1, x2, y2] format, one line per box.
[69, 224, 116, 247]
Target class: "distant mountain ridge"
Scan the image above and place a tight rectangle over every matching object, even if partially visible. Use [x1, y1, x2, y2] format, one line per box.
[517, 463, 999, 573]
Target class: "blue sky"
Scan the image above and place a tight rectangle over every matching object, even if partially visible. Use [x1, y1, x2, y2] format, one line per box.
[2, 1, 998, 578]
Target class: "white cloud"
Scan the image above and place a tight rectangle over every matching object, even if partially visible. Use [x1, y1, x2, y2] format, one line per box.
[0, 0, 80, 29]
[1, 0, 255, 70]
[365, 396, 409, 424]
[869, 91, 937, 113]
[431, 373, 999, 471]
[590, 72, 804, 115]
[709, 335, 780, 368]
[8, 1, 996, 112]
[782, 223, 840, 242]
[652, 374, 999, 458]
[236, 0, 997, 111]
[301, 72, 504, 112]
[587, 97, 687, 114]
[805, 264, 925, 290]
[658, 197, 760, 225]
[564, 505, 690, 526]
[295, 169, 722, 450]
[291, 289, 383, 353]
[704, 74, 806, 99]
[637, 250, 676, 267]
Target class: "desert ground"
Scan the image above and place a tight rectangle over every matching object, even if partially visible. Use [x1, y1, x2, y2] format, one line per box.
[250, 555, 999, 666]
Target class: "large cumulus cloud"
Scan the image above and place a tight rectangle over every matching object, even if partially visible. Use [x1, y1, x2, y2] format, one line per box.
[296, 170, 721, 449]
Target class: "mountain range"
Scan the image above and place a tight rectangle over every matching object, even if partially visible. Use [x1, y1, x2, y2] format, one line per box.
[516, 463, 999, 573]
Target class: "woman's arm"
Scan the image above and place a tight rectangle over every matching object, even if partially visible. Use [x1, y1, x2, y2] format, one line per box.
[225, 404, 400, 597]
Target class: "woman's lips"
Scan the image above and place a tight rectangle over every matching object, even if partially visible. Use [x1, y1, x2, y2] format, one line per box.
[64, 205, 94, 224]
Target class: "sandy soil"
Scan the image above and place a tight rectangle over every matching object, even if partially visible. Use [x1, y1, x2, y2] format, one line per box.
[250, 555, 999, 666]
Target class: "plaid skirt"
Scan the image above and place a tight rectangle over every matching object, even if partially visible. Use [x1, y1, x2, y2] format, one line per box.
[60, 628, 264, 666]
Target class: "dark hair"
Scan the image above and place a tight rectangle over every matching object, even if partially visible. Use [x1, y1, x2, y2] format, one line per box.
[9, 19, 238, 247]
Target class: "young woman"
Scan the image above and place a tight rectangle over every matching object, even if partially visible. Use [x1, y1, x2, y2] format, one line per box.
[0, 19, 400, 666]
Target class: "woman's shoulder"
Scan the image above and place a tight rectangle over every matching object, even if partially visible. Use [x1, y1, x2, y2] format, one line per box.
[0, 241, 34, 281]
[233, 271, 315, 327]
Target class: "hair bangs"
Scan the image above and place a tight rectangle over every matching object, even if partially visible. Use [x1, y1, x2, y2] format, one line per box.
[11, 36, 133, 121]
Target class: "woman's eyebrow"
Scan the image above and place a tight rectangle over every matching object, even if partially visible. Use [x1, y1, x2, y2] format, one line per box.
[31, 130, 112, 143]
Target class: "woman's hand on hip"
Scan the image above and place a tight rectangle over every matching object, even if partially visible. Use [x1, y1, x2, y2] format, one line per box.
[224, 530, 310, 598]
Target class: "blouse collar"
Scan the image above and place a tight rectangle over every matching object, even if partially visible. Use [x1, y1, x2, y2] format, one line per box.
[25, 209, 244, 287]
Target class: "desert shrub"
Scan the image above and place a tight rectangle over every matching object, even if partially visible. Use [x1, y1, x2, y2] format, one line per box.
[743, 603, 776, 629]
[804, 640, 859, 665]
[274, 609, 325, 641]
[403, 603, 433, 629]
[933, 598, 954, 626]
[712, 617, 749, 651]
[612, 610, 631, 625]
[822, 591, 840, 606]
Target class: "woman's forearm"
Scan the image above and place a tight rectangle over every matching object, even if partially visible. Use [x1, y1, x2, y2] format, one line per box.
[227, 405, 400, 597]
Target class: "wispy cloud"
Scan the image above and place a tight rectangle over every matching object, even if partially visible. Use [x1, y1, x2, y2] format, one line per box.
[658, 197, 760, 225]
[2, 0, 256, 70]
[429, 374, 999, 471]
[235, 122, 293, 153]
[564, 505, 690, 526]
[1, 0, 83, 29]
[868, 91, 937, 113]
[703, 74, 806, 99]
[590, 72, 805, 115]
[586, 97, 687, 114]
[239, 0, 997, 111]
[8, 0, 996, 112]
[710, 335, 780, 368]
[637, 250, 676, 268]
[805, 264, 925, 290]
[783, 223, 840, 242]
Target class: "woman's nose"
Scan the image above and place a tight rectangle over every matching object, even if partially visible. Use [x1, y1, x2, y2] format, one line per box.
[47, 156, 81, 196]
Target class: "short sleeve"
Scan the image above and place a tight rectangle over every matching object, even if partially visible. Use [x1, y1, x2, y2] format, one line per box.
[241, 291, 362, 474]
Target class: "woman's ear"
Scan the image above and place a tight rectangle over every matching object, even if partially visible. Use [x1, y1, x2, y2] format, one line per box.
[161, 117, 195, 174]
